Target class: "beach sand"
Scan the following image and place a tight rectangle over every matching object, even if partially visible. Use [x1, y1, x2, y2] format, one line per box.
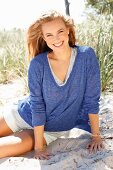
[0, 80, 113, 170]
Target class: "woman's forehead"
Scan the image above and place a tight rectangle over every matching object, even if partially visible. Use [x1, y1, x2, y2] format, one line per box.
[41, 18, 66, 32]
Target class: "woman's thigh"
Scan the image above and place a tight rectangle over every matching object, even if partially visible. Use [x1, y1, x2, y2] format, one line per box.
[0, 112, 13, 136]
[0, 129, 34, 158]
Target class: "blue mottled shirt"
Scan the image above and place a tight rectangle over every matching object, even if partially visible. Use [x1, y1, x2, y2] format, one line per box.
[18, 45, 101, 133]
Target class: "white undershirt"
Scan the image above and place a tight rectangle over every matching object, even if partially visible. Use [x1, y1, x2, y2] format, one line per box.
[48, 48, 77, 86]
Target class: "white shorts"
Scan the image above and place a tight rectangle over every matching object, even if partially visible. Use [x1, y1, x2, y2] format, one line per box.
[2, 102, 33, 132]
[2, 101, 75, 145]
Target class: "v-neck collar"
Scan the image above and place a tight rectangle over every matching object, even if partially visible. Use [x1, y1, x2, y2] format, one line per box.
[45, 45, 79, 88]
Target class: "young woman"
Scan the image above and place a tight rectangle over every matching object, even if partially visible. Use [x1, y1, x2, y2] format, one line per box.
[0, 11, 104, 160]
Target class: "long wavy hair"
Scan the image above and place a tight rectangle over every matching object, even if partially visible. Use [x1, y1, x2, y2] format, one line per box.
[27, 10, 76, 60]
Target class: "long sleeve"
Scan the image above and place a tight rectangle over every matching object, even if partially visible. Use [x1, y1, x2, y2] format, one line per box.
[18, 46, 100, 132]
[28, 58, 46, 127]
[83, 47, 101, 114]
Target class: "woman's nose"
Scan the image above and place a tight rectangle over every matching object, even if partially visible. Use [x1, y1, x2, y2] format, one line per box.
[53, 34, 60, 41]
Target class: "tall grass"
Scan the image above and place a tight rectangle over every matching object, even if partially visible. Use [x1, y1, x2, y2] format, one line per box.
[77, 14, 113, 91]
[0, 28, 28, 87]
[0, 15, 113, 92]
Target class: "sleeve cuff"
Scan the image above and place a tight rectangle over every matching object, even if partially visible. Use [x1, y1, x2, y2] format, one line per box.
[32, 113, 46, 127]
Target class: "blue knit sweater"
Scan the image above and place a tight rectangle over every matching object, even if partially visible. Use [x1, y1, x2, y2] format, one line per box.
[18, 45, 101, 132]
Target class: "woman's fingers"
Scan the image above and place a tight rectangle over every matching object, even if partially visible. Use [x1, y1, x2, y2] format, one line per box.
[86, 143, 90, 149]
[38, 154, 49, 160]
[35, 155, 49, 160]
[97, 144, 101, 151]
[93, 143, 98, 153]
[89, 143, 95, 153]
[101, 143, 105, 149]
[86, 139, 104, 154]
[34, 150, 52, 160]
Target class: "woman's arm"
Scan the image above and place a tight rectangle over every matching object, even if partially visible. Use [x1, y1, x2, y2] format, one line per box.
[82, 47, 104, 153]
[34, 125, 46, 150]
[88, 114, 100, 136]
[34, 125, 51, 159]
[87, 114, 104, 153]
[28, 56, 51, 159]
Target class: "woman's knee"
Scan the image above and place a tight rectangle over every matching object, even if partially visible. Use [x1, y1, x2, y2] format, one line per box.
[0, 129, 34, 158]
[0, 112, 13, 137]
[12, 129, 34, 153]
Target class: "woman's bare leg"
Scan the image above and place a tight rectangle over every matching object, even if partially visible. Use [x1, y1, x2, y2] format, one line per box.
[0, 112, 13, 136]
[0, 112, 34, 158]
[0, 129, 34, 158]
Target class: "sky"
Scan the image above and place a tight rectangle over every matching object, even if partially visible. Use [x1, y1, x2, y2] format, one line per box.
[0, 0, 86, 30]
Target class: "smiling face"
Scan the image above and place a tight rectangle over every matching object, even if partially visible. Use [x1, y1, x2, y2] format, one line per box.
[41, 18, 69, 52]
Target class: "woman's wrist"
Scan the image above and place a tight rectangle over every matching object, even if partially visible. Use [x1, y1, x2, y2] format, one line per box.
[91, 133, 101, 137]
[34, 140, 47, 151]
[34, 125, 46, 151]
[34, 145, 45, 151]
[91, 133, 102, 140]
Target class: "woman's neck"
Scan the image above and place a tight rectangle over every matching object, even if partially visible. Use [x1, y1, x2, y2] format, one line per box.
[51, 47, 72, 61]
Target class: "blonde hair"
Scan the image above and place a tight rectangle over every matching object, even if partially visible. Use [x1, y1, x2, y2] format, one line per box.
[27, 10, 76, 60]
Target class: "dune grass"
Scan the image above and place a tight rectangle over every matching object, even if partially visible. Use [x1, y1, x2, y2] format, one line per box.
[0, 15, 113, 92]
[77, 14, 113, 91]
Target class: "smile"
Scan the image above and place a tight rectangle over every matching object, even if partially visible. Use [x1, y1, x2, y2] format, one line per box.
[53, 41, 63, 47]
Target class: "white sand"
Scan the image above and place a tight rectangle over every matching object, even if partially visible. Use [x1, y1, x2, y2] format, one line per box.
[0, 80, 113, 170]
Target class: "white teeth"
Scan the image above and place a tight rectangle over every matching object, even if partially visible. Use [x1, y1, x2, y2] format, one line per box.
[54, 42, 63, 47]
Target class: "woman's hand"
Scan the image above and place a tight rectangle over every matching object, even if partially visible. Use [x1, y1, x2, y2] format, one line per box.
[86, 135, 104, 154]
[34, 148, 52, 160]
[33, 125, 51, 160]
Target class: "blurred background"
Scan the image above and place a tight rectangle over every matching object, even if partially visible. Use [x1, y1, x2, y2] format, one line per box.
[0, 0, 113, 94]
